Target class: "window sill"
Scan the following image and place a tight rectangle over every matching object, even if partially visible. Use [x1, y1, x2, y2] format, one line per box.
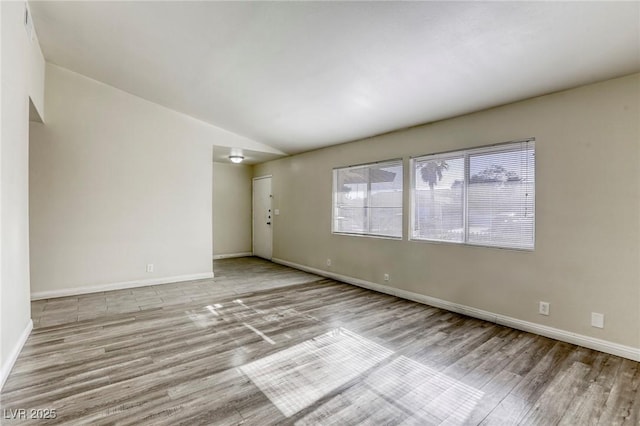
[409, 237, 534, 252]
[332, 232, 403, 241]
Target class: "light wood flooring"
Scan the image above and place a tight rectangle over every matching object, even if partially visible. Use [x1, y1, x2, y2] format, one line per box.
[1, 257, 639, 425]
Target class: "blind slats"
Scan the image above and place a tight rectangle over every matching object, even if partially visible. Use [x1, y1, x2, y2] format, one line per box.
[413, 155, 465, 242]
[412, 140, 535, 250]
[333, 160, 403, 238]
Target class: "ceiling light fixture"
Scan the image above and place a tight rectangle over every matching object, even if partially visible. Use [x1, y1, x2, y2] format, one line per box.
[229, 155, 244, 164]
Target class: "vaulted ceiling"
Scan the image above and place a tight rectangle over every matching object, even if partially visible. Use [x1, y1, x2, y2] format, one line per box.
[29, 1, 640, 155]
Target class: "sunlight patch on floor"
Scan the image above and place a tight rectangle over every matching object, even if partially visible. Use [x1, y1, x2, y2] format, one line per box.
[239, 328, 393, 417]
[296, 355, 483, 425]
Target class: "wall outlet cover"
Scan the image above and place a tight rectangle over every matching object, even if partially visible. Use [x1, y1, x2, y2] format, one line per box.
[539, 301, 550, 316]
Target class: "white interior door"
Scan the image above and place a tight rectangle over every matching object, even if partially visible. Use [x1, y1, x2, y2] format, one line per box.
[253, 176, 273, 259]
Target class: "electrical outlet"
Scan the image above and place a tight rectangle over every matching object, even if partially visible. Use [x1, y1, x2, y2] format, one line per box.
[591, 312, 604, 328]
[539, 301, 550, 316]
[326, 259, 331, 267]
[146, 264, 154, 273]
[384, 273, 390, 282]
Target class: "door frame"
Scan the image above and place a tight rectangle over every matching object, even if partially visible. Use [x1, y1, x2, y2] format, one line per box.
[252, 175, 273, 260]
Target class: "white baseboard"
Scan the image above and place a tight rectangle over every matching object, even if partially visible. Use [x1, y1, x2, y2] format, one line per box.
[31, 272, 214, 301]
[1, 319, 33, 391]
[272, 258, 640, 362]
[212, 252, 253, 260]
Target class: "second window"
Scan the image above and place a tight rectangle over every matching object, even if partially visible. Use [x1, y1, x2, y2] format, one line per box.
[411, 139, 535, 250]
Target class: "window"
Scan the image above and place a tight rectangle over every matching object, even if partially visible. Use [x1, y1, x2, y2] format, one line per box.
[333, 160, 403, 238]
[411, 139, 535, 250]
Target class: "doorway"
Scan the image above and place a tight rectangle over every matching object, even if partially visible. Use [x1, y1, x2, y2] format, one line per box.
[252, 176, 273, 260]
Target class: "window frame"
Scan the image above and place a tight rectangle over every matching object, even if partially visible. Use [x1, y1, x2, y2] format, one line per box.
[332, 158, 404, 240]
[410, 139, 535, 251]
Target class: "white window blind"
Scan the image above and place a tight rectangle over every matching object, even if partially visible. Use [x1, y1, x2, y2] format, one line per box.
[333, 160, 403, 238]
[412, 155, 465, 242]
[411, 139, 535, 250]
[467, 142, 535, 249]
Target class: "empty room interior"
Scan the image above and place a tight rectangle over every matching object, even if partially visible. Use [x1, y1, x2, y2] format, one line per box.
[1, 1, 639, 424]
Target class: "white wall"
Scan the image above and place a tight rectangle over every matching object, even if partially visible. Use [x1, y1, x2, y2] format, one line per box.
[29, 64, 217, 297]
[212, 162, 253, 258]
[26, 3, 45, 121]
[255, 74, 640, 353]
[1, 1, 45, 388]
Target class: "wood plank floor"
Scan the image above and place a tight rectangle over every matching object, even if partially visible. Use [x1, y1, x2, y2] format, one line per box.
[2, 257, 639, 425]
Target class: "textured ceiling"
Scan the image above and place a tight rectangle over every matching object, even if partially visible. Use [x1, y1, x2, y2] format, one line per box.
[30, 1, 640, 154]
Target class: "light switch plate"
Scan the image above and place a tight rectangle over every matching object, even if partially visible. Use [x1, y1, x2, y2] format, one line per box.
[591, 312, 604, 328]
